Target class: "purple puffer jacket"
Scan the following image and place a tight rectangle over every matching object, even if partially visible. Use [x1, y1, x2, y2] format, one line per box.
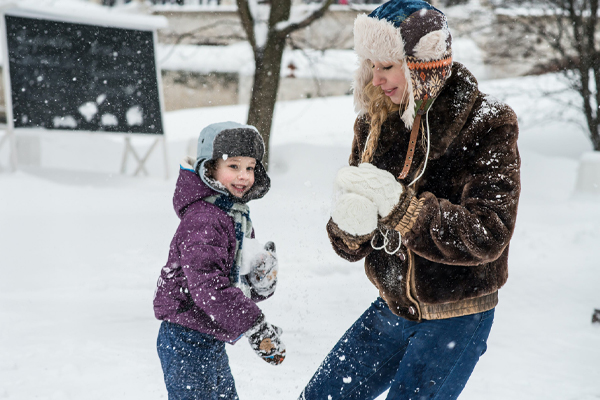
[153, 166, 263, 343]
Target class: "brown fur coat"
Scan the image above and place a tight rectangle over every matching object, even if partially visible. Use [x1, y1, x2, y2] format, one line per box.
[327, 62, 520, 321]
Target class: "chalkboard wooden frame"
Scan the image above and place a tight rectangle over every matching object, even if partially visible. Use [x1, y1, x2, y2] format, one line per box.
[0, 6, 169, 177]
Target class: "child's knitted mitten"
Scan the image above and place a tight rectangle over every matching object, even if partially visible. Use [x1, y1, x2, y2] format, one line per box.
[247, 241, 278, 297]
[245, 314, 286, 365]
[335, 163, 403, 217]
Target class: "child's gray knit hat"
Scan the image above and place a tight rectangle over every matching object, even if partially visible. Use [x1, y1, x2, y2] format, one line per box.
[194, 121, 270, 201]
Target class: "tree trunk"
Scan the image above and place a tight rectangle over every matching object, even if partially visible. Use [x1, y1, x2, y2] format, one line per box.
[593, 128, 600, 150]
[236, 0, 333, 168]
[592, 68, 600, 151]
[247, 34, 285, 169]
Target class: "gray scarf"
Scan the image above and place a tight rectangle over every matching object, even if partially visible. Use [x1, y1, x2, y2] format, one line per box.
[203, 194, 253, 298]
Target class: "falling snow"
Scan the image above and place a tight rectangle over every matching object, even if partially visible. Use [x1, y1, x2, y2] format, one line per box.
[0, 3, 599, 400]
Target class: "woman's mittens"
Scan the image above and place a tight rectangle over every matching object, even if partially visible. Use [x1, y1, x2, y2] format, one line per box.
[331, 192, 378, 236]
[335, 163, 403, 217]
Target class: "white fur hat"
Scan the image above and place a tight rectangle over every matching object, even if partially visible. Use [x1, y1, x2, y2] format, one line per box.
[353, 0, 453, 129]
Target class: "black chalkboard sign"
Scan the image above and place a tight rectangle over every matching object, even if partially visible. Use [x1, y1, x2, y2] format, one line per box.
[3, 14, 164, 134]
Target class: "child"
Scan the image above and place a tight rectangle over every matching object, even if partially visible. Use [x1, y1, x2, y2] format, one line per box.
[154, 121, 285, 400]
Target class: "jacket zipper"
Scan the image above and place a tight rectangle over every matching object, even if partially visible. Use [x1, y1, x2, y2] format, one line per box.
[403, 157, 426, 320]
[405, 250, 421, 319]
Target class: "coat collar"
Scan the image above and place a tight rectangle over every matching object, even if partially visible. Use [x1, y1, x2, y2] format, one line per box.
[425, 62, 479, 159]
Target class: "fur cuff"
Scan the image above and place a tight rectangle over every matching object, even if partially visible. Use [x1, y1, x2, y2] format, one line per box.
[394, 196, 424, 235]
[379, 187, 422, 235]
[327, 217, 374, 253]
[379, 185, 413, 226]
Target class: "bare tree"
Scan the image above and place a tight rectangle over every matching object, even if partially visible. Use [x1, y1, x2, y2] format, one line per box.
[497, 0, 600, 150]
[236, 0, 335, 167]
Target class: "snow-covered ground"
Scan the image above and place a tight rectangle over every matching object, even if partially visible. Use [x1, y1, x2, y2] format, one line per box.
[1, 71, 599, 399]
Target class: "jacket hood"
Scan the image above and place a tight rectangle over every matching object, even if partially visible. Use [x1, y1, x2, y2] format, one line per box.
[173, 157, 220, 218]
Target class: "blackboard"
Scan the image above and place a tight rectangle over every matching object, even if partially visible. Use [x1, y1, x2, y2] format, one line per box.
[3, 14, 164, 135]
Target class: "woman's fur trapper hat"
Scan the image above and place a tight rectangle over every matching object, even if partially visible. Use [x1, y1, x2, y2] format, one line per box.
[353, 0, 453, 129]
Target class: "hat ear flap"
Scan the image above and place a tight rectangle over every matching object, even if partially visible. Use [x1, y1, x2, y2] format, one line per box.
[353, 59, 373, 115]
[400, 62, 416, 129]
[413, 30, 449, 61]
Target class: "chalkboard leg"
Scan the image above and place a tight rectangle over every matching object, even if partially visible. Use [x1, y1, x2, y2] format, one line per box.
[131, 145, 148, 174]
[0, 129, 17, 173]
[9, 130, 17, 171]
[133, 138, 159, 176]
[120, 137, 131, 175]
[121, 136, 151, 176]
[121, 137, 166, 178]
[0, 133, 7, 172]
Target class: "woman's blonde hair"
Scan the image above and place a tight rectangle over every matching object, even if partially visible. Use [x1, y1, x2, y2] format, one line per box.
[361, 78, 408, 164]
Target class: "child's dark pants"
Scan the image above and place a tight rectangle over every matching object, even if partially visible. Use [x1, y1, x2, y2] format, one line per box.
[157, 321, 238, 400]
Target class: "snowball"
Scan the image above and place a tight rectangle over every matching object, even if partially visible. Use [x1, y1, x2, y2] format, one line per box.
[240, 238, 266, 275]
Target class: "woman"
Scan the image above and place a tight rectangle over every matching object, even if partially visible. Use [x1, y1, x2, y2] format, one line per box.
[299, 0, 520, 399]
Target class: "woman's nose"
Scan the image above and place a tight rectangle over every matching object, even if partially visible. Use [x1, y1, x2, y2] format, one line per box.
[372, 71, 384, 87]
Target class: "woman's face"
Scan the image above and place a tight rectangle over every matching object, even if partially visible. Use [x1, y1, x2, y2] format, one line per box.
[371, 61, 408, 105]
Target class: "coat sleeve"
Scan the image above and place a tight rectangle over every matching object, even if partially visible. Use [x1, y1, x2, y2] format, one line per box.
[178, 211, 261, 338]
[382, 117, 521, 266]
[326, 218, 375, 262]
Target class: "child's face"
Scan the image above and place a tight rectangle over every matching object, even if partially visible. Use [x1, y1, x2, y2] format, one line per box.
[213, 156, 256, 198]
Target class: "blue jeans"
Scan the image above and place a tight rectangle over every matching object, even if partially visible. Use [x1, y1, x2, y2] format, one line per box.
[300, 298, 494, 400]
[157, 321, 239, 400]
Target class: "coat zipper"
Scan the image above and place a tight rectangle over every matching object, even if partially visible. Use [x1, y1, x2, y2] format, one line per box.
[403, 157, 426, 320]
[405, 250, 421, 319]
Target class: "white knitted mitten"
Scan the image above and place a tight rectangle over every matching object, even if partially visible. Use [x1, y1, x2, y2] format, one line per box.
[331, 192, 378, 236]
[334, 163, 403, 217]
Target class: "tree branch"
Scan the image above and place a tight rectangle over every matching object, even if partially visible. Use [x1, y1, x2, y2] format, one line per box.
[278, 0, 335, 37]
[236, 0, 257, 49]
[270, 0, 291, 29]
